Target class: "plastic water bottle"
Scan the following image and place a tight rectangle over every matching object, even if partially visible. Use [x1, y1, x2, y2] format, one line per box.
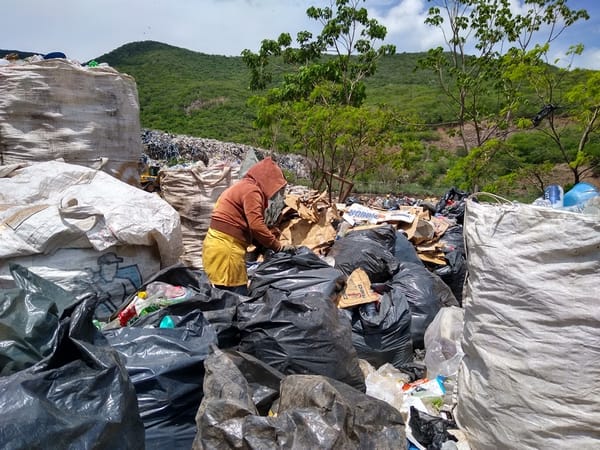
[544, 184, 563, 208]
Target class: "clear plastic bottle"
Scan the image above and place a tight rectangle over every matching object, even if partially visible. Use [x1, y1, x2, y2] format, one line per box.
[134, 282, 190, 316]
[544, 184, 564, 208]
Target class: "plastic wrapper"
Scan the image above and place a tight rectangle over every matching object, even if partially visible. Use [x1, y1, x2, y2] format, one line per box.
[424, 306, 465, 378]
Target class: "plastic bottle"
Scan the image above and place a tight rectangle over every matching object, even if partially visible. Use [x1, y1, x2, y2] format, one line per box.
[134, 281, 190, 317]
[543, 184, 563, 208]
[118, 290, 147, 326]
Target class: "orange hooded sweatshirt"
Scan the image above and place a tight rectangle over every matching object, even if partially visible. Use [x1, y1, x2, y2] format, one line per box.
[209, 157, 286, 250]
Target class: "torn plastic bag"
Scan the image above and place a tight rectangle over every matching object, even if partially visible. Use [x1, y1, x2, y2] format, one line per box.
[103, 307, 217, 450]
[193, 349, 406, 450]
[242, 250, 365, 392]
[328, 231, 399, 283]
[433, 225, 466, 305]
[129, 263, 241, 348]
[393, 230, 424, 265]
[341, 285, 413, 369]
[390, 262, 454, 350]
[1, 264, 81, 375]
[219, 350, 285, 415]
[0, 267, 144, 449]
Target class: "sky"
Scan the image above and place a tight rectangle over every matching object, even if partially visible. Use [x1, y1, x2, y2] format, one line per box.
[2, 0, 599, 69]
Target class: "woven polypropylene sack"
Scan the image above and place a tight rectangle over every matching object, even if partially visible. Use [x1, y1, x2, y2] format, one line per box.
[456, 199, 600, 449]
[0, 59, 143, 185]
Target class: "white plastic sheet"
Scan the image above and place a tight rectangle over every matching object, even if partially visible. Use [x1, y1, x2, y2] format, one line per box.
[457, 198, 600, 449]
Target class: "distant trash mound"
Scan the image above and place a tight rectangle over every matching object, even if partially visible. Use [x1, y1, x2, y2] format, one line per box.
[141, 129, 311, 178]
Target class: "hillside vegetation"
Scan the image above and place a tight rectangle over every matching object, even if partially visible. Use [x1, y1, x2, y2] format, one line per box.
[4, 40, 597, 198]
[95, 41, 455, 143]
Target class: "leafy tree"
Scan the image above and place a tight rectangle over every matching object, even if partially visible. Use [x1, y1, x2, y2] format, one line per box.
[419, 0, 589, 191]
[241, 0, 398, 199]
[504, 43, 600, 188]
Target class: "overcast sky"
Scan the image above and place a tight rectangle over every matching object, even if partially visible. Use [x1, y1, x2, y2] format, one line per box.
[2, 0, 599, 69]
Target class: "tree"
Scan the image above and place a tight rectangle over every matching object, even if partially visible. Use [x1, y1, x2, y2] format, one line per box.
[241, 0, 397, 200]
[419, 0, 589, 192]
[505, 44, 600, 188]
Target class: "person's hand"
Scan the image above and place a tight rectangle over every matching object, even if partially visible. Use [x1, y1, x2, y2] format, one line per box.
[280, 244, 297, 253]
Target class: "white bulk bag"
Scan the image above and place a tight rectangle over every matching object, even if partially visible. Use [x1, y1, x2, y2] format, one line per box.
[0, 59, 143, 185]
[457, 198, 600, 449]
[0, 160, 183, 319]
[160, 161, 238, 269]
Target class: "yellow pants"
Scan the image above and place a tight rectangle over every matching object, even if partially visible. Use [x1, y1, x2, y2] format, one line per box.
[202, 228, 248, 287]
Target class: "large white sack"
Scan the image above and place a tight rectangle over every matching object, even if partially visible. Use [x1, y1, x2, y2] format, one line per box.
[160, 161, 238, 269]
[0, 160, 182, 262]
[0, 59, 143, 185]
[457, 199, 600, 449]
[0, 160, 183, 319]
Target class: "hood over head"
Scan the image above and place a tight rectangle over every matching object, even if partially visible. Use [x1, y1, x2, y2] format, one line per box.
[245, 157, 287, 199]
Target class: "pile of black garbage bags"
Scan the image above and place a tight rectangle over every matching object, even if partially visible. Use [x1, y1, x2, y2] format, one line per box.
[0, 222, 464, 450]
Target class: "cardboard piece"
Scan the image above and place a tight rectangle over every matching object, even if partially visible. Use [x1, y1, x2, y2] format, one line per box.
[279, 209, 337, 254]
[337, 268, 381, 308]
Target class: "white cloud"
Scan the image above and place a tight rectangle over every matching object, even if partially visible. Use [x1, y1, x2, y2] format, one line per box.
[370, 0, 444, 51]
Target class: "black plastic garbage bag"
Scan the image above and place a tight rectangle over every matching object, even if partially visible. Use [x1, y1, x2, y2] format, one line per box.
[435, 187, 469, 224]
[328, 232, 399, 283]
[409, 406, 458, 450]
[0, 265, 144, 449]
[0, 264, 81, 375]
[114, 264, 242, 349]
[242, 250, 365, 392]
[433, 225, 467, 305]
[390, 262, 457, 349]
[393, 231, 424, 265]
[348, 224, 397, 253]
[193, 349, 406, 450]
[342, 287, 413, 369]
[103, 308, 218, 450]
[248, 247, 345, 300]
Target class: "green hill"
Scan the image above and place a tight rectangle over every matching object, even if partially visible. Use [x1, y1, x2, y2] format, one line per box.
[94, 41, 449, 144]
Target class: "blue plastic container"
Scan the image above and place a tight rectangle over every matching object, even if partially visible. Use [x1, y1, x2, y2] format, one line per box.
[563, 182, 599, 207]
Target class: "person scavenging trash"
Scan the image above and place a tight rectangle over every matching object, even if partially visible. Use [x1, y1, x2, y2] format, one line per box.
[202, 157, 296, 295]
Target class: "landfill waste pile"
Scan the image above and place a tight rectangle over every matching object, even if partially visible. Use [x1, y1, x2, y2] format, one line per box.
[2, 53, 600, 450]
[141, 129, 312, 179]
